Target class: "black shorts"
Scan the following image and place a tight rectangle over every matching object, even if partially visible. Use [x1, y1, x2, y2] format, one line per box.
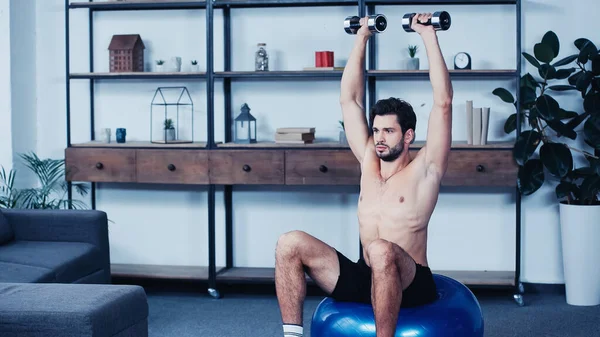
[330, 250, 438, 307]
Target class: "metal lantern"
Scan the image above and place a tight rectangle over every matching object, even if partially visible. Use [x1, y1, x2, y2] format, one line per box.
[234, 103, 257, 144]
[150, 86, 194, 144]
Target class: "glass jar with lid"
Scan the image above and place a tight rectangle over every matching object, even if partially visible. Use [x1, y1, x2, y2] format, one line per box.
[255, 43, 269, 71]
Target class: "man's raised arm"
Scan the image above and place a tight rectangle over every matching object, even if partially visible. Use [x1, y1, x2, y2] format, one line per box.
[340, 17, 372, 164]
[412, 14, 454, 180]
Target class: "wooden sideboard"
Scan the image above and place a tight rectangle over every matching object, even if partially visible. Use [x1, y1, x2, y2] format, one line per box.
[65, 141, 518, 187]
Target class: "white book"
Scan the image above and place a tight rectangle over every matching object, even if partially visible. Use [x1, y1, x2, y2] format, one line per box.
[466, 100, 473, 145]
[481, 107, 490, 145]
[472, 108, 482, 146]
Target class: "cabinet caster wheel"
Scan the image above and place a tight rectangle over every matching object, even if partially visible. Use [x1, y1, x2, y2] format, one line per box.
[513, 294, 525, 307]
[208, 288, 221, 299]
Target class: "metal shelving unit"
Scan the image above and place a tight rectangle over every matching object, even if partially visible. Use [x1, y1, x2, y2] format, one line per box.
[66, 0, 523, 305]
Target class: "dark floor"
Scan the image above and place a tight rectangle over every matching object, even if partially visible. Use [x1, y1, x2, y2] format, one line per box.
[124, 280, 600, 337]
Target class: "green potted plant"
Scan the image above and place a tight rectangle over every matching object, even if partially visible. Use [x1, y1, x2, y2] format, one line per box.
[492, 30, 600, 306]
[155, 59, 165, 72]
[164, 118, 176, 141]
[338, 120, 348, 146]
[406, 45, 419, 70]
[1, 152, 89, 210]
[190, 59, 199, 72]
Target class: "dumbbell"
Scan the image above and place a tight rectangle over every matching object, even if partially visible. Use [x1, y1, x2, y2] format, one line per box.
[402, 11, 451, 32]
[344, 14, 387, 34]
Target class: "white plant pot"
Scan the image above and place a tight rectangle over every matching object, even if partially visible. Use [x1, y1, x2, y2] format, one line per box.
[165, 129, 176, 141]
[190, 64, 199, 72]
[155, 64, 165, 72]
[406, 58, 419, 70]
[339, 131, 348, 145]
[559, 202, 600, 306]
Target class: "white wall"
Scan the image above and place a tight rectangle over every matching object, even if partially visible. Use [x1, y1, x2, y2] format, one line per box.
[10, 0, 37, 187]
[0, 0, 12, 171]
[7, 0, 598, 284]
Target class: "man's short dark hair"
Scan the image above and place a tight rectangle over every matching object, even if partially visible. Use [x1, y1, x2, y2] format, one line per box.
[368, 97, 416, 136]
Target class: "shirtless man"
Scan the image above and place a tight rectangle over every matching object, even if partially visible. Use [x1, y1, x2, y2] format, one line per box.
[274, 13, 453, 337]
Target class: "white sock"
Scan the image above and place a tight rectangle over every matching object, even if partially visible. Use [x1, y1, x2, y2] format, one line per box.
[283, 324, 303, 337]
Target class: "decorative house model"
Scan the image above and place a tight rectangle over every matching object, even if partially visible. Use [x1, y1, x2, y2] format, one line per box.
[108, 34, 145, 72]
[150, 86, 194, 144]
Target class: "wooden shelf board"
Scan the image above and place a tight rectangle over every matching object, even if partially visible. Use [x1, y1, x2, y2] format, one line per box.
[216, 140, 513, 149]
[214, 0, 357, 7]
[111, 263, 224, 280]
[366, 0, 516, 5]
[70, 72, 206, 79]
[216, 267, 515, 286]
[70, 0, 206, 10]
[368, 69, 518, 78]
[71, 140, 208, 148]
[215, 70, 343, 79]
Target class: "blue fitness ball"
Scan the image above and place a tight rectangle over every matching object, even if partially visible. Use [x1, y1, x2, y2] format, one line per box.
[311, 274, 484, 337]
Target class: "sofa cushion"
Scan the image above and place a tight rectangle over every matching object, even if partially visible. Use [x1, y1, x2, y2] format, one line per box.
[0, 209, 13, 245]
[0, 282, 148, 337]
[0, 241, 102, 283]
[0, 261, 56, 283]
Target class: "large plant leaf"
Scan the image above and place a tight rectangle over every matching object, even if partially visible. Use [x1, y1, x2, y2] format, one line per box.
[518, 159, 545, 195]
[584, 115, 600, 150]
[552, 54, 578, 67]
[556, 108, 579, 120]
[580, 175, 600, 202]
[576, 71, 594, 92]
[540, 142, 573, 177]
[514, 130, 541, 165]
[569, 70, 583, 86]
[548, 85, 578, 91]
[505, 113, 517, 134]
[539, 64, 557, 79]
[575, 38, 598, 64]
[556, 181, 578, 200]
[592, 54, 600, 75]
[534, 42, 555, 63]
[546, 119, 577, 140]
[536, 94, 560, 120]
[521, 73, 539, 90]
[523, 52, 541, 69]
[584, 91, 600, 115]
[542, 31, 560, 58]
[521, 86, 537, 105]
[566, 111, 590, 129]
[555, 68, 576, 79]
[492, 88, 515, 103]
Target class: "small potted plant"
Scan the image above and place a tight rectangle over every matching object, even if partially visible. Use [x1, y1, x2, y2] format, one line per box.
[164, 118, 176, 141]
[190, 60, 199, 72]
[155, 60, 165, 72]
[338, 120, 348, 145]
[406, 45, 419, 70]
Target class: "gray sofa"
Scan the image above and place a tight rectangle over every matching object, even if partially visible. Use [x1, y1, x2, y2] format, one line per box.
[0, 209, 149, 337]
[0, 209, 111, 284]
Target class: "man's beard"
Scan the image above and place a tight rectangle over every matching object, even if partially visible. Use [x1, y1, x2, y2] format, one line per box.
[376, 142, 404, 162]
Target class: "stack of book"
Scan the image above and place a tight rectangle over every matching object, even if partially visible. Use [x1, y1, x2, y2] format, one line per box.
[275, 127, 315, 144]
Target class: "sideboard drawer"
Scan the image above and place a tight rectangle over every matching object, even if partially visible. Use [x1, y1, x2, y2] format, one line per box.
[65, 148, 136, 183]
[136, 150, 209, 184]
[285, 150, 360, 185]
[443, 150, 517, 186]
[209, 150, 285, 185]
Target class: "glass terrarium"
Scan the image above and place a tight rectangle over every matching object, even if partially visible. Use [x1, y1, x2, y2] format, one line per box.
[150, 86, 194, 144]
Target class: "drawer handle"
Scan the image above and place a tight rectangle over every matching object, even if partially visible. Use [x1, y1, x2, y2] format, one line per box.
[95, 162, 103, 170]
[168, 164, 176, 171]
[242, 164, 251, 172]
[319, 165, 328, 173]
[476, 164, 485, 172]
